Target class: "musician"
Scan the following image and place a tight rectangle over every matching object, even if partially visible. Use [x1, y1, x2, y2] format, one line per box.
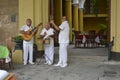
[20, 18, 34, 65]
[50, 16, 70, 68]
[40, 22, 54, 65]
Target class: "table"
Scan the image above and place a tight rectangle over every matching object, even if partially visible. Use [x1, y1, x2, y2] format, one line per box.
[0, 46, 9, 58]
[75, 34, 100, 48]
[0, 46, 10, 69]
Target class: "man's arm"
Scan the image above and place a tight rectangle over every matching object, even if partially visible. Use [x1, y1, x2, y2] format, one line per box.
[20, 30, 30, 34]
[50, 20, 61, 31]
[40, 31, 46, 39]
[20, 26, 28, 34]
[40, 35, 45, 39]
[48, 34, 54, 38]
[20, 30, 25, 34]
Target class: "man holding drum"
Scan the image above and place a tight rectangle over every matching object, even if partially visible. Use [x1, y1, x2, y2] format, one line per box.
[50, 16, 70, 68]
[40, 22, 54, 65]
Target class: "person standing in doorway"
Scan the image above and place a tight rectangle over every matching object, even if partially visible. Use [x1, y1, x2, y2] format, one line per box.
[50, 16, 70, 68]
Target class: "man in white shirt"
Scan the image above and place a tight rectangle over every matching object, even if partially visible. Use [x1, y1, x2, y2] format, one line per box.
[40, 22, 54, 65]
[50, 16, 70, 68]
[20, 19, 34, 65]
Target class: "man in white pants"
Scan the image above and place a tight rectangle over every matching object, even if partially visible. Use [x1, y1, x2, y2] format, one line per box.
[40, 22, 54, 65]
[50, 16, 70, 68]
[20, 19, 34, 65]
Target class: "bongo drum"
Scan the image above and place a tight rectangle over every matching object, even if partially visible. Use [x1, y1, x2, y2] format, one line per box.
[44, 38, 50, 44]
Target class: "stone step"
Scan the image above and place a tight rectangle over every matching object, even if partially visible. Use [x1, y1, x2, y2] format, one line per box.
[99, 77, 120, 80]
[69, 55, 107, 62]
[104, 61, 120, 65]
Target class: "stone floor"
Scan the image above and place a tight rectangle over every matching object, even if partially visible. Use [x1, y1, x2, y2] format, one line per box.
[8, 45, 120, 80]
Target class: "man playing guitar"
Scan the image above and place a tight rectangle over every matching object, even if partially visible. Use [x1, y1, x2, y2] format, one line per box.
[20, 18, 42, 65]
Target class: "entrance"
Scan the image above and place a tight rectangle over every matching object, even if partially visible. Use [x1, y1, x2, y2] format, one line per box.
[49, 0, 113, 61]
[49, 0, 110, 47]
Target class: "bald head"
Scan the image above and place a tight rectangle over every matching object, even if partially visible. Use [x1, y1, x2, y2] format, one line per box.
[26, 18, 32, 27]
[45, 22, 50, 30]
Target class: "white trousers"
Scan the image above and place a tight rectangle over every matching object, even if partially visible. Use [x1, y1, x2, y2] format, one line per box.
[44, 38, 54, 64]
[58, 43, 68, 65]
[23, 43, 33, 64]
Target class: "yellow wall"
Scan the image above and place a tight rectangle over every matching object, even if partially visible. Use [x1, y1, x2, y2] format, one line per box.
[19, 0, 34, 27]
[19, 0, 49, 50]
[111, 0, 120, 52]
[84, 18, 107, 33]
[18, 0, 120, 52]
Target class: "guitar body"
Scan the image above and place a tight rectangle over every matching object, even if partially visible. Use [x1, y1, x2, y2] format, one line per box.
[21, 23, 42, 41]
[21, 31, 34, 41]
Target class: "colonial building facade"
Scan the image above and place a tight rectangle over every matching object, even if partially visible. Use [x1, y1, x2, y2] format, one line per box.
[0, 0, 120, 54]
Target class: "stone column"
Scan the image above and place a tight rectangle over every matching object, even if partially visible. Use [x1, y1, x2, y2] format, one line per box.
[73, 5, 79, 31]
[78, 8, 84, 32]
[64, 0, 72, 42]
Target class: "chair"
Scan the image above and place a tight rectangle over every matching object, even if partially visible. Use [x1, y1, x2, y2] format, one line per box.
[0, 58, 6, 69]
[88, 30, 96, 47]
[84, 35, 91, 47]
[74, 31, 81, 47]
[0, 37, 15, 69]
[6, 37, 15, 69]
[75, 34, 84, 47]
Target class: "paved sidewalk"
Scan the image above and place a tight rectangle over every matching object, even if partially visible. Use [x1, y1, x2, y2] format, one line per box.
[9, 45, 120, 80]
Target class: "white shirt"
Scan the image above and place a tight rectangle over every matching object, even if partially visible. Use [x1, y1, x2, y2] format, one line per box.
[20, 25, 34, 44]
[40, 28, 54, 40]
[59, 21, 70, 43]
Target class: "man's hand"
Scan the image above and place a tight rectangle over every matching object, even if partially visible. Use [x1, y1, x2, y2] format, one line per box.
[50, 19, 60, 31]
[44, 32, 47, 36]
[50, 20, 54, 24]
[25, 31, 31, 35]
[20, 30, 30, 34]
[38, 22, 43, 27]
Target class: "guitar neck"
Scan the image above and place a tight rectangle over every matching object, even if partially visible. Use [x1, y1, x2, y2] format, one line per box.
[31, 24, 41, 32]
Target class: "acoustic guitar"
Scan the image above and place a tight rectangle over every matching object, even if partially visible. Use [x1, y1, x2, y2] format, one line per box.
[21, 23, 42, 41]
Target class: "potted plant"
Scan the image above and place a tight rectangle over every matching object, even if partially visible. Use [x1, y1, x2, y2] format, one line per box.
[12, 35, 23, 43]
[98, 23, 108, 34]
[12, 35, 23, 50]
